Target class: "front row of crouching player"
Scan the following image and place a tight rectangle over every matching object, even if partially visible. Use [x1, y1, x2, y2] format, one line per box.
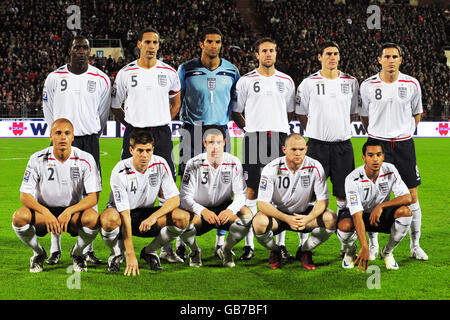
[13, 118, 414, 275]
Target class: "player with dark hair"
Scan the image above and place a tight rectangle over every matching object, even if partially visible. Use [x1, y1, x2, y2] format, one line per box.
[111, 27, 180, 182]
[295, 40, 359, 259]
[339, 140, 413, 271]
[99, 130, 190, 275]
[42, 36, 110, 265]
[231, 37, 296, 261]
[12, 119, 102, 273]
[359, 42, 427, 261]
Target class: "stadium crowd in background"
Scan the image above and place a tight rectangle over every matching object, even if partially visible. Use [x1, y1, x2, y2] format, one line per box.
[0, 0, 448, 120]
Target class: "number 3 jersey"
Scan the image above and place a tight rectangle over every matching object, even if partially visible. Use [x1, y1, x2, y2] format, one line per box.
[257, 156, 329, 214]
[20, 147, 101, 207]
[359, 72, 422, 140]
[109, 155, 179, 212]
[180, 152, 247, 216]
[344, 162, 410, 216]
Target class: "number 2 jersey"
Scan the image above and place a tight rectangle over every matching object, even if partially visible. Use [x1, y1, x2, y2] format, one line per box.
[359, 72, 422, 140]
[20, 147, 101, 207]
[109, 155, 179, 212]
[258, 156, 329, 214]
[345, 162, 410, 216]
[180, 152, 247, 216]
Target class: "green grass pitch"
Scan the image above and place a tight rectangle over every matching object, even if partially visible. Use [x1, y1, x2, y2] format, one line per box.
[0, 137, 448, 300]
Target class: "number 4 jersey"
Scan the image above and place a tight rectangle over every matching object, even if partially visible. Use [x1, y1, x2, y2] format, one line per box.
[20, 147, 101, 207]
[257, 156, 329, 214]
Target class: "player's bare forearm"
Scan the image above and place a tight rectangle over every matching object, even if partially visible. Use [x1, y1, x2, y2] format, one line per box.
[119, 210, 135, 255]
[414, 113, 421, 128]
[111, 107, 127, 126]
[375, 193, 412, 211]
[169, 94, 181, 119]
[231, 112, 246, 130]
[153, 195, 180, 220]
[20, 192, 51, 216]
[307, 199, 328, 222]
[258, 201, 287, 221]
[360, 116, 369, 131]
[64, 192, 99, 216]
[352, 212, 368, 249]
[287, 112, 295, 122]
[298, 114, 308, 132]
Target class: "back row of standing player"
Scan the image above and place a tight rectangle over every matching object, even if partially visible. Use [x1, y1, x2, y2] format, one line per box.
[29, 26, 427, 274]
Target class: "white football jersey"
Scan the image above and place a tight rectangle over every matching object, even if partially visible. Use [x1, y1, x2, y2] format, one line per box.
[42, 64, 111, 136]
[345, 162, 410, 216]
[180, 152, 247, 216]
[111, 59, 181, 127]
[295, 71, 359, 141]
[20, 147, 101, 207]
[109, 155, 179, 212]
[258, 156, 329, 214]
[233, 69, 295, 133]
[359, 72, 422, 140]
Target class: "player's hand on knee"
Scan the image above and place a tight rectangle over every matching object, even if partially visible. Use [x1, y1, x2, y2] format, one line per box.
[57, 210, 72, 233]
[201, 209, 220, 226]
[218, 209, 233, 225]
[369, 205, 383, 227]
[286, 214, 302, 231]
[355, 246, 370, 273]
[43, 210, 61, 234]
[124, 255, 140, 276]
[139, 216, 156, 233]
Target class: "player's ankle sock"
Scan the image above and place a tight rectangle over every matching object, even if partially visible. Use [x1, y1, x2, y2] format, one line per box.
[72, 227, 99, 256]
[254, 230, 277, 251]
[82, 241, 94, 255]
[384, 216, 412, 254]
[12, 223, 44, 256]
[336, 229, 357, 251]
[301, 227, 334, 252]
[101, 227, 122, 256]
[298, 232, 310, 247]
[180, 224, 199, 251]
[50, 233, 62, 254]
[276, 230, 286, 246]
[224, 218, 251, 251]
[215, 229, 226, 247]
[409, 201, 421, 249]
[146, 225, 184, 254]
[161, 242, 173, 253]
[368, 232, 379, 248]
[176, 236, 186, 249]
[244, 227, 255, 249]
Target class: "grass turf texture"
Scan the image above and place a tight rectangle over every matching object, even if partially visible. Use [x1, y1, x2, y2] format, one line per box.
[0, 137, 448, 300]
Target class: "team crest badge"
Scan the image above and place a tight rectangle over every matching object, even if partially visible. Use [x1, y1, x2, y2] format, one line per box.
[87, 80, 96, 93]
[70, 167, 80, 179]
[301, 175, 310, 188]
[221, 171, 231, 184]
[276, 81, 285, 93]
[149, 173, 158, 187]
[341, 83, 350, 94]
[207, 78, 216, 90]
[378, 182, 389, 194]
[158, 74, 167, 87]
[398, 87, 407, 99]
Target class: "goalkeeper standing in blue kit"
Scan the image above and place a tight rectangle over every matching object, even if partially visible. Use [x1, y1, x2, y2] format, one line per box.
[160, 26, 241, 262]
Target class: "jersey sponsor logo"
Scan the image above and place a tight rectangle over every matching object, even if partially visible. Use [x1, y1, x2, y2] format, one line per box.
[398, 87, 407, 99]
[87, 80, 96, 93]
[378, 181, 389, 194]
[149, 173, 159, 187]
[158, 74, 167, 87]
[276, 81, 285, 93]
[221, 171, 231, 184]
[341, 83, 350, 94]
[70, 167, 80, 179]
[301, 175, 310, 188]
[259, 177, 268, 191]
[23, 170, 31, 183]
[207, 78, 216, 90]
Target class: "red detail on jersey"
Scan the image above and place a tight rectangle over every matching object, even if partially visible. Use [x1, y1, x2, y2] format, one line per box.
[48, 157, 57, 161]
[148, 162, 169, 175]
[54, 71, 69, 74]
[369, 81, 382, 84]
[87, 72, 109, 88]
[360, 180, 370, 183]
[368, 134, 411, 141]
[280, 168, 288, 171]
[156, 66, 177, 74]
[169, 90, 180, 96]
[222, 163, 236, 166]
[70, 157, 92, 170]
[248, 75, 260, 78]
[125, 171, 136, 175]
[379, 172, 396, 179]
[124, 67, 139, 72]
[275, 75, 294, 87]
[311, 77, 323, 79]
[398, 80, 418, 89]
[300, 166, 320, 178]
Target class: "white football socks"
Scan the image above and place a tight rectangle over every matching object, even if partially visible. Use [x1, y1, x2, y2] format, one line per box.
[409, 201, 422, 249]
[180, 224, 200, 252]
[224, 218, 252, 251]
[276, 230, 286, 246]
[301, 227, 334, 252]
[12, 223, 44, 256]
[145, 225, 184, 255]
[255, 230, 277, 251]
[72, 227, 99, 256]
[384, 216, 412, 254]
[50, 233, 62, 254]
[101, 227, 122, 256]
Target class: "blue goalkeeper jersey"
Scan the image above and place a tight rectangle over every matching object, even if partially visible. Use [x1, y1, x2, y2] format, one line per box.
[178, 58, 240, 126]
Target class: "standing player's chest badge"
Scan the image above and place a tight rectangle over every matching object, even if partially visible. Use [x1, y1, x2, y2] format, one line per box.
[341, 83, 350, 94]
[70, 167, 80, 179]
[148, 173, 159, 187]
[301, 175, 310, 188]
[158, 74, 167, 87]
[221, 171, 231, 184]
[276, 81, 285, 93]
[207, 78, 216, 90]
[87, 80, 96, 93]
[398, 87, 407, 99]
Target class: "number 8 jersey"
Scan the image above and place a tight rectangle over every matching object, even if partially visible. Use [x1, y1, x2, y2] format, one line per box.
[359, 72, 422, 140]
[257, 156, 329, 214]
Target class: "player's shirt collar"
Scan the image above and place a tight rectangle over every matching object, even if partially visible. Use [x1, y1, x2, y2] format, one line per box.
[198, 57, 223, 71]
